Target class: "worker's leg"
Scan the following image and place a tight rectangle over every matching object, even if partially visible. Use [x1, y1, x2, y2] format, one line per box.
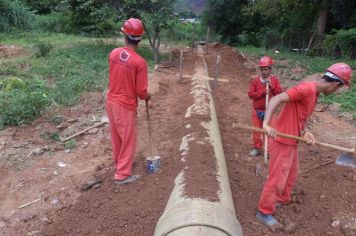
[106, 101, 122, 165]
[250, 111, 263, 157]
[258, 141, 296, 214]
[278, 147, 299, 204]
[106, 101, 137, 180]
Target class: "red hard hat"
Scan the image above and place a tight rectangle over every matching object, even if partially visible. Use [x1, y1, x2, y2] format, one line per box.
[121, 18, 144, 41]
[259, 56, 273, 67]
[326, 63, 352, 87]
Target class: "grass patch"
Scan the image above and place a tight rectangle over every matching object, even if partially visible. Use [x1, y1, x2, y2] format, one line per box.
[0, 32, 94, 47]
[0, 33, 157, 127]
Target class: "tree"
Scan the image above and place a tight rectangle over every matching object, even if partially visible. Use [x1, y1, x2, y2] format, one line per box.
[21, 0, 62, 14]
[202, 0, 248, 44]
[329, 0, 356, 29]
[241, 0, 319, 48]
[121, 0, 177, 65]
[60, 0, 120, 34]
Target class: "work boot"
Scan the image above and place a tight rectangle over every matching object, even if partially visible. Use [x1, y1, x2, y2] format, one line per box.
[256, 211, 279, 226]
[249, 148, 260, 157]
[113, 175, 140, 185]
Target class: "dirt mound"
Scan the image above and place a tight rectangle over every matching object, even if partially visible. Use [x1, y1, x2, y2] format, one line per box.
[0, 45, 28, 58]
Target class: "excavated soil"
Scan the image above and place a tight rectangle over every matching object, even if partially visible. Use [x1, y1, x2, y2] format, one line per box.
[0, 43, 355, 236]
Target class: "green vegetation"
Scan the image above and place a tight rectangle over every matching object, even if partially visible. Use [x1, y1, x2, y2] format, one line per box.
[0, 33, 156, 128]
[64, 139, 76, 150]
[0, 0, 355, 127]
[0, 0, 36, 32]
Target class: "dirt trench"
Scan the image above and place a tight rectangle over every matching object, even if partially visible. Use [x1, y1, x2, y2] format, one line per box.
[0, 43, 355, 236]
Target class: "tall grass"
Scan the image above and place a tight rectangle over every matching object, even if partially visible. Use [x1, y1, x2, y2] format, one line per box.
[0, 0, 36, 32]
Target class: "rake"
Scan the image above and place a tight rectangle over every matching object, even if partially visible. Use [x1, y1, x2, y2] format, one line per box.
[233, 123, 356, 169]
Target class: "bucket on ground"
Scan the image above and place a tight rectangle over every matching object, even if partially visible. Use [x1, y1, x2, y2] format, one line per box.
[146, 155, 161, 173]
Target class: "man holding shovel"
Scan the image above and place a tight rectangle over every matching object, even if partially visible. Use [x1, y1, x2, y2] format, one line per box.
[248, 56, 283, 157]
[256, 63, 352, 228]
[106, 18, 151, 185]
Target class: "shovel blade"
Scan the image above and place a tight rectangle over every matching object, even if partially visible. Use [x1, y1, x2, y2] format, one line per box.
[335, 153, 356, 169]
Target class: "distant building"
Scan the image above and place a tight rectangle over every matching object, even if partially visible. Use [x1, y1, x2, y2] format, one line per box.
[179, 18, 200, 23]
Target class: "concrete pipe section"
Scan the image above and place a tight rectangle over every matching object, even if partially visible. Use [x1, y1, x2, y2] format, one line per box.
[154, 47, 243, 236]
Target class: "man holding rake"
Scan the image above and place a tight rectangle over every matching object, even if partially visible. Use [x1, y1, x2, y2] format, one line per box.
[256, 63, 353, 228]
[248, 55, 283, 157]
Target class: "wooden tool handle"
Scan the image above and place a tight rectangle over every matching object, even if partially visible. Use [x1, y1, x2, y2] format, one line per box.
[61, 121, 106, 142]
[234, 123, 355, 153]
[263, 82, 269, 164]
[146, 100, 154, 158]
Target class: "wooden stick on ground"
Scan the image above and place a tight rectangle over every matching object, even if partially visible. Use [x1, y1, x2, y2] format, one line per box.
[19, 198, 40, 209]
[301, 161, 334, 174]
[61, 121, 106, 142]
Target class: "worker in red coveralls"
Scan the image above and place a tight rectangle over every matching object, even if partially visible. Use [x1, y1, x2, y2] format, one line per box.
[106, 18, 150, 185]
[256, 63, 353, 228]
[248, 56, 283, 157]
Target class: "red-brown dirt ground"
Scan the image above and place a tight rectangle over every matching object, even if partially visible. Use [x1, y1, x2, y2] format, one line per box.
[0, 43, 355, 236]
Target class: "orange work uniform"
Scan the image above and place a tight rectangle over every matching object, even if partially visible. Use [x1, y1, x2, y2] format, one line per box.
[248, 76, 283, 149]
[106, 46, 148, 180]
[258, 81, 319, 214]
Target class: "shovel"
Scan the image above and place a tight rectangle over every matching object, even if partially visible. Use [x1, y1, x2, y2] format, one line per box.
[233, 123, 356, 168]
[146, 100, 154, 158]
[145, 100, 161, 173]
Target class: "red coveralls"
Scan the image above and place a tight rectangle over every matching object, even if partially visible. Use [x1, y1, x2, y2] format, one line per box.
[106, 46, 148, 180]
[258, 81, 319, 214]
[248, 76, 282, 149]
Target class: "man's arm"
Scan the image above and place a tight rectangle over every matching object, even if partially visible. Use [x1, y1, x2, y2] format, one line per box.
[263, 91, 316, 144]
[270, 78, 283, 95]
[136, 64, 149, 100]
[262, 92, 290, 138]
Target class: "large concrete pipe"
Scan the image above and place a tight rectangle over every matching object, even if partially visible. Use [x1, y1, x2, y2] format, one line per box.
[154, 47, 243, 236]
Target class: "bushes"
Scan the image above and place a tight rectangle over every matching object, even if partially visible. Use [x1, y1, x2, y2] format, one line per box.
[36, 12, 66, 33]
[34, 42, 53, 57]
[64, 0, 118, 35]
[322, 28, 356, 59]
[0, 77, 50, 127]
[0, 0, 37, 32]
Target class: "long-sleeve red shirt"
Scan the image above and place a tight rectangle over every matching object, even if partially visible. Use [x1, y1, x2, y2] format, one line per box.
[274, 81, 319, 145]
[107, 46, 148, 111]
[248, 76, 283, 111]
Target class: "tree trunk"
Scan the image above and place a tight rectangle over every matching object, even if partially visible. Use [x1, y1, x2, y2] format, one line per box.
[304, 0, 329, 56]
[153, 48, 159, 65]
[316, 0, 329, 36]
[143, 23, 161, 65]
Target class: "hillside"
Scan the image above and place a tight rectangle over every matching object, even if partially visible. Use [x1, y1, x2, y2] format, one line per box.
[174, 0, 206, 16]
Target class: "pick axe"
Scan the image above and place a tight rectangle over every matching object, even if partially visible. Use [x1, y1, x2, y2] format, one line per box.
[233, 123, 356, 169]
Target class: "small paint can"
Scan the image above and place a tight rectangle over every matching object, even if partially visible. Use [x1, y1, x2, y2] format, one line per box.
[146, 155, 161, 174]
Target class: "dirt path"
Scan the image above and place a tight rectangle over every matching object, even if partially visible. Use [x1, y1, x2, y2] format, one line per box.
[0, 43, 355, 236]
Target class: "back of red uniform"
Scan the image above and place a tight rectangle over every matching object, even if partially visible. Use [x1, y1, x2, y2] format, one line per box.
[107, 46, 148, 111]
